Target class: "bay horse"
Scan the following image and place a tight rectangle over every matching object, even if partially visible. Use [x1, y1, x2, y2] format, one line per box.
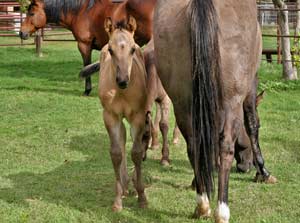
[19, 0, 156, 96]
[99, 16, 150, 211]
[153, 0, 276, 222]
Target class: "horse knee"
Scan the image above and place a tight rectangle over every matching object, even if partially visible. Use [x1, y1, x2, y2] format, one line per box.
[110, 148, 123, 165]
[131, 147, 144, 164]
[159, 121, 169, 133]
[220, 138, 235, 157]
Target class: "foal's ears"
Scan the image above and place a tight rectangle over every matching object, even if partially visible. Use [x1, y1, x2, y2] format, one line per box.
[104, 17, 114, 36]
[126, 15, 137, 34]
[256, 90, 265, 107]
[104, 16, 136, 36]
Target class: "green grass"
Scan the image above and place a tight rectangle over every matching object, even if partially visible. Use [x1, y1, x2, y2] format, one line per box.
[0, 38, 300, 223]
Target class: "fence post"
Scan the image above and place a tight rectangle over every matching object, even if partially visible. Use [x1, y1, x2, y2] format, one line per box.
[20, 11, 23, 46]
[35, 29, 42, 57]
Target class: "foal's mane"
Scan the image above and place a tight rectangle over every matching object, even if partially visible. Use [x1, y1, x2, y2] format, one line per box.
[41, 0, 97, 23]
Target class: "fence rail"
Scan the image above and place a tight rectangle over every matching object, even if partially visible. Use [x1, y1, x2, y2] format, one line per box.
[1, 1, 300, 63]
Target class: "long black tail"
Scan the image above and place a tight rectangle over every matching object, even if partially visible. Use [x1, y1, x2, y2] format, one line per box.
[190, 0, 222, 199]
[79, 62, 100, 79]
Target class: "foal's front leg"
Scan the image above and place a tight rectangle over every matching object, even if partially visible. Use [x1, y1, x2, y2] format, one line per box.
[103, 110, 127, 212]
[130, 114, 148, 208]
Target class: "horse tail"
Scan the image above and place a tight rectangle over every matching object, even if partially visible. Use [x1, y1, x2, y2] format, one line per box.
[79, 62, 100, 79]
[190, 0, 222, 199]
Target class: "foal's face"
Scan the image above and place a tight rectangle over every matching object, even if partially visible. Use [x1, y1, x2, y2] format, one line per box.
[19, 0, 46, 40]
[108, 29, 136, 89]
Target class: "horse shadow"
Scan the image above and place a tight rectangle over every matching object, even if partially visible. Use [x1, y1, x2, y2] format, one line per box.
[0, 133, 196, 221]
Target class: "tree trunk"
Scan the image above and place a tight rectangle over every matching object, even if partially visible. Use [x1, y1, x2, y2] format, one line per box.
[272, 0, 298, 80]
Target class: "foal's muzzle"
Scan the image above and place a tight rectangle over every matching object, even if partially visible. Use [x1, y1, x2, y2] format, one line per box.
[117, 80, 129, 89]
[19, 31, 29, 40]
[116, 75, 129, 89]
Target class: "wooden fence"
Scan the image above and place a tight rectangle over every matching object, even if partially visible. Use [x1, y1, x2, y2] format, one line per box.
[1, 0, 300, 63]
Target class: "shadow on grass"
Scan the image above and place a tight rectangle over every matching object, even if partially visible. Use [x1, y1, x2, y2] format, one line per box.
[1, 85, 85, 97]
[0, 133, 194, 221]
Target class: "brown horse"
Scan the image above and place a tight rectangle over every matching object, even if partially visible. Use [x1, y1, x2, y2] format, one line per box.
[153, 0, 276, 222]
[19, 0, 155, 95]
[99, 16, 150, 211]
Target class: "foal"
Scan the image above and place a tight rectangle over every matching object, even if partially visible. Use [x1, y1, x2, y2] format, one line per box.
[99, 16, 149, 211]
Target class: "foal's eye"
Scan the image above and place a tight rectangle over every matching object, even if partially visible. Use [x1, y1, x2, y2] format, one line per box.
[108, 48, 113, 55]
[29, 12, 35, 16]
[130, 47, 136, 55]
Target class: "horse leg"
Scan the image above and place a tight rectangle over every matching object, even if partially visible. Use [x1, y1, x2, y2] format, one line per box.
[215, 113, 242, 223]
[159, 96, 171, 166]
[243, 93, 277, 184]
[150, 102, 161, 150]
[234, 127, 253, 173]
[78, 42, 92, 96]
[174, 110, 211, 217]
[103, 110, 127, 211]
[130, 114, 148, 208]
[172, 121, 181, 145]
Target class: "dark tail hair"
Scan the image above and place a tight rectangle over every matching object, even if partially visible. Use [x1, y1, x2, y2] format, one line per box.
[79, 62, 100, 79]
[190, 0, 222, 199]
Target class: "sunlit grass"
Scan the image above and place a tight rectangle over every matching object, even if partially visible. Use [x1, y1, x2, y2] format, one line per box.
[0, 39, 299, 223]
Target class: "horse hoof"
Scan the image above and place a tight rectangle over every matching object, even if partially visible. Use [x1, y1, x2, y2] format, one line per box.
[122, 190, 129, 198]
[138, 195, 148, 208]
[265, 175, 278, 184]
[193, 205, 211, 219]
[138, 200, 148, 209]
[82, 89, 91, 96]
[112, 204, 123, 212]
[215, 218, 229, 223]
[173, 138, 179, 145]
[214, 203, 230, 223]
[254, 174, 277, 184]
[160, 159, 170, 166]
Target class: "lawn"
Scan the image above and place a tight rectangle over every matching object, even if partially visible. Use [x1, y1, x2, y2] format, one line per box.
[0, 37, 300, 223]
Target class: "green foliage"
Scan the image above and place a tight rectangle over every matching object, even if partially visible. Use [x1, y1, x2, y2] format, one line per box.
[18, 0, 31, 13]
[0, 38, 300, 223]
[291, 32, 300, 69]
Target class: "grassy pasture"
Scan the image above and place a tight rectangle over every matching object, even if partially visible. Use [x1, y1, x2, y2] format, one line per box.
[0, 37, 300, 223]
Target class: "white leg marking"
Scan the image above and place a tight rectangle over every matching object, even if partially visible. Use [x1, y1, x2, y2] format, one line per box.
[195, 193, 211, 217]
[196, 193, 209, 205]
[215, 202, 230, 223]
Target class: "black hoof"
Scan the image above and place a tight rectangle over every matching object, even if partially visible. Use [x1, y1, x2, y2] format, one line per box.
[82, 89, 92, 96]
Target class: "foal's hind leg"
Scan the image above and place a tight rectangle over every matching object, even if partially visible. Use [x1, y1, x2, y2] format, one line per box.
[159, 96, 171, 166]
[103, 111, 128, 211]
[78, 42, 92, 96]
[150, 102, 161, 150]
[243, 93, 277, 184]
[172, 121, 181, 145]
[130, 114, 148, 208]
